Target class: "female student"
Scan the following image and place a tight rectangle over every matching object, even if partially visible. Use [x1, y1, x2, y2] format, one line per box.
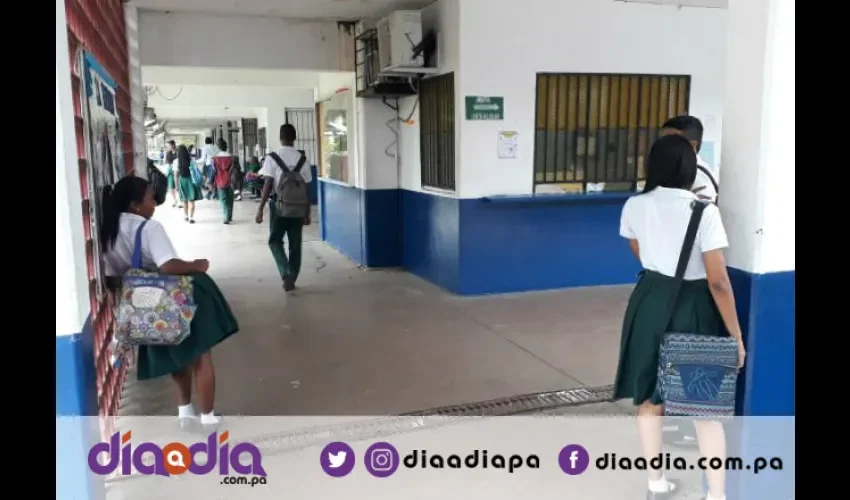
[164, 148, 180, 208]
[175, 145, 203, 224]
[614, 134, 746, 500]
[100, 176, 239, 428]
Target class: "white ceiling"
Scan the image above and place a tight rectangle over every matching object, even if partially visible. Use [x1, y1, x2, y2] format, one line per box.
[128, 0, 434, 20]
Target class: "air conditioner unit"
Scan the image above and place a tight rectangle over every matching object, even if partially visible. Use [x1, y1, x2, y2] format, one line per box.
[376, 10, 424, 73]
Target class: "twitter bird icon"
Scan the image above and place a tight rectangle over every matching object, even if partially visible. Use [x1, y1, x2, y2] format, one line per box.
[320, 442, 355, 477]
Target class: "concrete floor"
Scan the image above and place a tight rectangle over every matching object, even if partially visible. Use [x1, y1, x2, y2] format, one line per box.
[118, 194, 635, 416]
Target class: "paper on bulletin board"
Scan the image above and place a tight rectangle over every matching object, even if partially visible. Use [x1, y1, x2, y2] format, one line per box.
[498, 131, 518, 159]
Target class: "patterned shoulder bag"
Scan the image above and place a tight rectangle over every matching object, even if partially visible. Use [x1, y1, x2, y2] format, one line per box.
[656, 201, 739, 418]
[114, 220, 197, 346]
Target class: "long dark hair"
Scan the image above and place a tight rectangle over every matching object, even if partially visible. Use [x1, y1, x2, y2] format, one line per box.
[100, 176, 150, 251]
[177, 145, 192, 173]
[642, 134, 697, 193]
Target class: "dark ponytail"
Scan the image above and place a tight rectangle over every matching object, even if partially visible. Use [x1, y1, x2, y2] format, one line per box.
[99, 176, 150, 251]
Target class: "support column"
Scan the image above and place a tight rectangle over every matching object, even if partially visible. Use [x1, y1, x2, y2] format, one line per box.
[720, 0, 794, 498]
[56, 0, 101, 499]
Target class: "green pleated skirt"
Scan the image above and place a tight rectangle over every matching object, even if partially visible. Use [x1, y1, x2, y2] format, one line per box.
[613, 270, 725, 405]
[166, 172, 176, 190]
[137, 272, 239, 380]
[178, 176, 203, 202]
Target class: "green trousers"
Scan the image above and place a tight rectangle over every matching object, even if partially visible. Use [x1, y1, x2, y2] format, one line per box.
[217, 188, 234, 222]
[268, 203, 304, 281]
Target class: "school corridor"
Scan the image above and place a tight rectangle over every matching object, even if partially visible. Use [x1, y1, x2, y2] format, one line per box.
[118, 197, 631, 417]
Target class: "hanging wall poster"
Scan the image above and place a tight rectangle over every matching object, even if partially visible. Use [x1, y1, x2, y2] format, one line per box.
[80, 51, 123, 300]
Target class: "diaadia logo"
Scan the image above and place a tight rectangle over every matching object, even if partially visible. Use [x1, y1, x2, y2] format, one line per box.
[87, 430, 267, 477]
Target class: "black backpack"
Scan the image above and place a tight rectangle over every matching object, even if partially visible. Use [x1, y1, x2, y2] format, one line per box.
[148, 163, 168, 206]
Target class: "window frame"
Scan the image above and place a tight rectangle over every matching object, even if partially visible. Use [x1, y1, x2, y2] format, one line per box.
[532, 72, 691, 194]
[419, 72, 456, 192]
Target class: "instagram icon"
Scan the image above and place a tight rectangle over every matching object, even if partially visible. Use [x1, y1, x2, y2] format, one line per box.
[364, 442, 399, 478]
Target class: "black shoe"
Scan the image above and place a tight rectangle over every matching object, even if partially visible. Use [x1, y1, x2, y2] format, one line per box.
[283, 277, 296, 292]
[646, 479, 681, 500]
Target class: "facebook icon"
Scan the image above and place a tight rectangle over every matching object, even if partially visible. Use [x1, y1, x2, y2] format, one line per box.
[558, 444, 590, 475]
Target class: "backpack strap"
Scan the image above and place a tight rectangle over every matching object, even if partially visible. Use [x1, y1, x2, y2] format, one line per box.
[268, 152, 290, 173]
[131, 220, 149, 270]
[293, 153, 307, 173]
[661, 201, 708, 331]
[697, 165, 719, 194]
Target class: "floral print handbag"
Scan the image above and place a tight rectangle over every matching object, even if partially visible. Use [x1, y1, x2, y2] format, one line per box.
[114, 220, 197, 346]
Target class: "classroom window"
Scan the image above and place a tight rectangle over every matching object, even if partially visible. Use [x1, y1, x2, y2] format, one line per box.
[420, 72, 456, 191]
[533, 73, 691, 194]
[317, 91, 351, 183]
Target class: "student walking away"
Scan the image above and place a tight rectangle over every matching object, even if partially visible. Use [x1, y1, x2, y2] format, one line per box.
[661, 116, 719, 203]
[101, 176, 239, 429]
[231, 156, 245, 201]
[201, 137, 217, 201]
[175, 145, 203, 223]
[213, 139, 235, 224]
[164, 140, 181, 208]
[614, 135, 745, 500]
[255, 124, 312, 292]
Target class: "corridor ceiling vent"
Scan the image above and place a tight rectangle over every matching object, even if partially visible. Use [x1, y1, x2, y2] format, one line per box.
[614, 0, 728, 8]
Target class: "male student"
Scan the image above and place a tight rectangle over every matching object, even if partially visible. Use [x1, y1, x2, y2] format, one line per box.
[661, 116, 719, 202]
[255, 124, 311, 292]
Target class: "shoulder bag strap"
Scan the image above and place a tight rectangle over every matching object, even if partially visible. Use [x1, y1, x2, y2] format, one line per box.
[697, 165, 719, 194]
[661, 201, 708, 331]
[268, 152, 289, 172]
[131, 220, 149, 269]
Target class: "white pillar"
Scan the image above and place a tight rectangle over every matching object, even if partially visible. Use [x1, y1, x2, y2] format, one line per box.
[125, 4, 147, 177]
[57, 2, 102, 499]
[719, 0, 794, 497]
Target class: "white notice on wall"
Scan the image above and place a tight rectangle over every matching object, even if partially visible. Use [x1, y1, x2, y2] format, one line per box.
[497, 131, 518, 159]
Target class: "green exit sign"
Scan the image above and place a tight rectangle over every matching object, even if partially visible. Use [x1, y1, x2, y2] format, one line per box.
[465, 96, 504, 120]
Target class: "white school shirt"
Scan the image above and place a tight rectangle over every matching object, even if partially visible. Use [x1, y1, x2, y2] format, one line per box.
[201, 144, 216, 167]
[619, 187, 728, 280]
[693, 155, 719, 202]
[103, 213, 179, 276]
[259, 146, 313, 185]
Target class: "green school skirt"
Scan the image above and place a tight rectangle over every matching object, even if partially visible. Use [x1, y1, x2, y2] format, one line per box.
[166, 172, 176, 190]
[613, 270, 726, 406]
[136, 272, 239, 380]
[178, 176, 203, 202]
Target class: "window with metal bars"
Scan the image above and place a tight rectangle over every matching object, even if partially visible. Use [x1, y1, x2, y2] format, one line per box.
[285, 108, 318, 166]
[242, 118, 258, 160]
[419, 72, 456, 191]
[258, 127, 267, 156]
[534, 73, 690, 194]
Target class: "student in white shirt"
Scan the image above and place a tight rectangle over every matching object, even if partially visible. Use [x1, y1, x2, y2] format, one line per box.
[255, 124, 312, 291]
[101, 176, 240, 429]
[661, 116, 719, 202]
[201, 137, 218, 200]
[614, 135, 745, 500]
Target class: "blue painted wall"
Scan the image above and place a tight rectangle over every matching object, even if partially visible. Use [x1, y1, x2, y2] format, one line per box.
[458, 197, 641, 295]
[56, 315, 104, 500]
[319, 180, 402, 268]
[727, 268, 795, 500]
[320, 187, 641, 294]
[400, 190, 462, 292]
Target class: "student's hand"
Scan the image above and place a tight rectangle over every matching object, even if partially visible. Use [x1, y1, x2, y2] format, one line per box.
[255, 209, 264, 224]
[736, 339, 746, 369]
[194, 259, 210, 273]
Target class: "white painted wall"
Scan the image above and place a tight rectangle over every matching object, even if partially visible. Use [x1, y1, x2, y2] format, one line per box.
[455, 0, 727, 198]
[398, 0, 460, 194]
[357, 98, 399, 190]
[720, 0, 794, 275]
[138, 11, 342, 71]
[56, 0, 90, 336]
